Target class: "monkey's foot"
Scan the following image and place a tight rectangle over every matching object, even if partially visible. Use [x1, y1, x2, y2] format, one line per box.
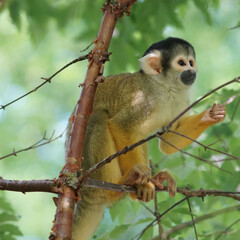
[136, 182, 155, 202]
[201, 103, 226, 123]
[151, 169, 176, 197]
[124, 164, 151, 185]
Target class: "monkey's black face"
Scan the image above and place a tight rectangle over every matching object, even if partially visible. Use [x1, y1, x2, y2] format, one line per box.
[180, 69, 196, 85]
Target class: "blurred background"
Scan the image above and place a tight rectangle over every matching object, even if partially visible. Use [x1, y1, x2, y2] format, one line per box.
[0, 0, 240, 239]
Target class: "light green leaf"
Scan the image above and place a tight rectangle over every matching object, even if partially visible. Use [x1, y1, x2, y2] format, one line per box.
[109, 224, 130, 239]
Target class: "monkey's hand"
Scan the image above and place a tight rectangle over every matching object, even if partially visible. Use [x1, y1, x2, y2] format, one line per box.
[124, 164, 155, 202]
[151, 169, 176, 197]
[136, 182, 155, 202]
[124, 164, 151, 185]
[201, 103, 226, 123]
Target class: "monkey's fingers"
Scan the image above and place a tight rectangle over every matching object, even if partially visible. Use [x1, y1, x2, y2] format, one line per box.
[124, 164, 151, 185]
[136, 182, 155, 202]
[151, 169, 176, 197]
[167, 177, 177, 197]
[201, 104, 226, 123]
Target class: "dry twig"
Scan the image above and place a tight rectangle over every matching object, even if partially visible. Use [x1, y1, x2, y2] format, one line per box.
[0, 54, 89, 110]
[0, 129, 66, 161]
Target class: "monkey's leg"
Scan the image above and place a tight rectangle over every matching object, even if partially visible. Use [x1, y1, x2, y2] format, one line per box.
[108, 119, 155, 202]
[72, 109, 122, 240]
[160, 104, 226, 154]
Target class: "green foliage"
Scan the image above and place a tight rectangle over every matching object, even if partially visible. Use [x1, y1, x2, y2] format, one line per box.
[0, 195, 22, 240]
[2, 0, 225, 73]
[109, 224, 131, 239]
[0, 0, 240, 239]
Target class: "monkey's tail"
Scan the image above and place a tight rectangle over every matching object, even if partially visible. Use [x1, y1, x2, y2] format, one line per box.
[72, 189, 106, 240]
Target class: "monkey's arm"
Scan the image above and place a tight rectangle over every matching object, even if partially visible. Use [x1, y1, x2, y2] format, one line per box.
[160, 104, 226, 154]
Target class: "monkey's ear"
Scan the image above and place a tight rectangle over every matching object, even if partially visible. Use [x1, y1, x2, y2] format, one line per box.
[139, 50, 162, 75]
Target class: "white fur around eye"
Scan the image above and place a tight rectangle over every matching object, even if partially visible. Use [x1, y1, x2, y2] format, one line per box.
[139, 50, 161, 75]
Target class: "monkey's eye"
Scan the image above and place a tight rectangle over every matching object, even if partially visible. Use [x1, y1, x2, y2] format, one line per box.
[189, 60, 194, 67]
[178, 60, 185, 66]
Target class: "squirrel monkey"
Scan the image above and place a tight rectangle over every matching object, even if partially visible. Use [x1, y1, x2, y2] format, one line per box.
[68, 37, 226, 240]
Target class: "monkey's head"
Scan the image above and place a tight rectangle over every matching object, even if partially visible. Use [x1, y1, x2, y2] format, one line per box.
[139, 37, 197, 87]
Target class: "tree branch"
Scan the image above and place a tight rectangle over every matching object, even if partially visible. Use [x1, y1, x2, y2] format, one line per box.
[168, 130, 240, 161]
[1, 177, 239, 201]
[0, 129, 66, 161]
[82, 179, 240, 201]
[186, 197, 198, 240]
[158, 135, 232, 174]
[0, 54, 89, 110]
[53, 1, 138, 239]
[0, 178, 60, 193]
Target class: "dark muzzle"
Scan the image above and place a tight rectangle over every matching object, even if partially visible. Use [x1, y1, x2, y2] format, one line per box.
[180, 70, 196, 85]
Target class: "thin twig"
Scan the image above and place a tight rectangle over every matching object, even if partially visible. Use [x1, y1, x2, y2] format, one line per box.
[160, 197, 188, 218]
[0, 54, 89, 110]
[0, 129, 66, 160]
[80, 41, 94, 52]
[230, 96, 240, 122]
[83, 179, 240, 201]
[158, 135, 232, 174]
[215, 218, 240, 240]
[154, 190, 164, 239]
[132, 220, 155, 240]
[167, 76, 240, 128]
[160, 204, 240, 239]
[168, 130, 240, 161]
[131, 198, 187, 240]
[186, 197, 198, 240]
[140, 202, 154, 215]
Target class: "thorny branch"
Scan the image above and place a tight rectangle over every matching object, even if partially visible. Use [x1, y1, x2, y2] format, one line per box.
[1, 177, 240, 201]
[0, 178, 61, 193]
[83, 179, 240, 201]
[0, 54, 89, 110]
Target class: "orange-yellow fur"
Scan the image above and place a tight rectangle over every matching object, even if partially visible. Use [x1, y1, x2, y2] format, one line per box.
[161, 104, 225, 154]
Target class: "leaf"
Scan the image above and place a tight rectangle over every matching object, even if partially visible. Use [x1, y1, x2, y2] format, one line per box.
[8, 0, 21, 29]
[94, 232, 110, 240]
[141, 226, 153, 240]
[109, 198, 136, 224]
[0, 223, 22, 236]
[0, 196, 14, 213]
[162, 218, 172, 227]
[134, 217, 153, 226]
[172, 207, 190, 215]
[0, 213, 19, 223]
[109, 224, 130, 239]
[193, 0, 212, 24]
[168, 212, 183, 224]
[158, 198, 176, 211]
